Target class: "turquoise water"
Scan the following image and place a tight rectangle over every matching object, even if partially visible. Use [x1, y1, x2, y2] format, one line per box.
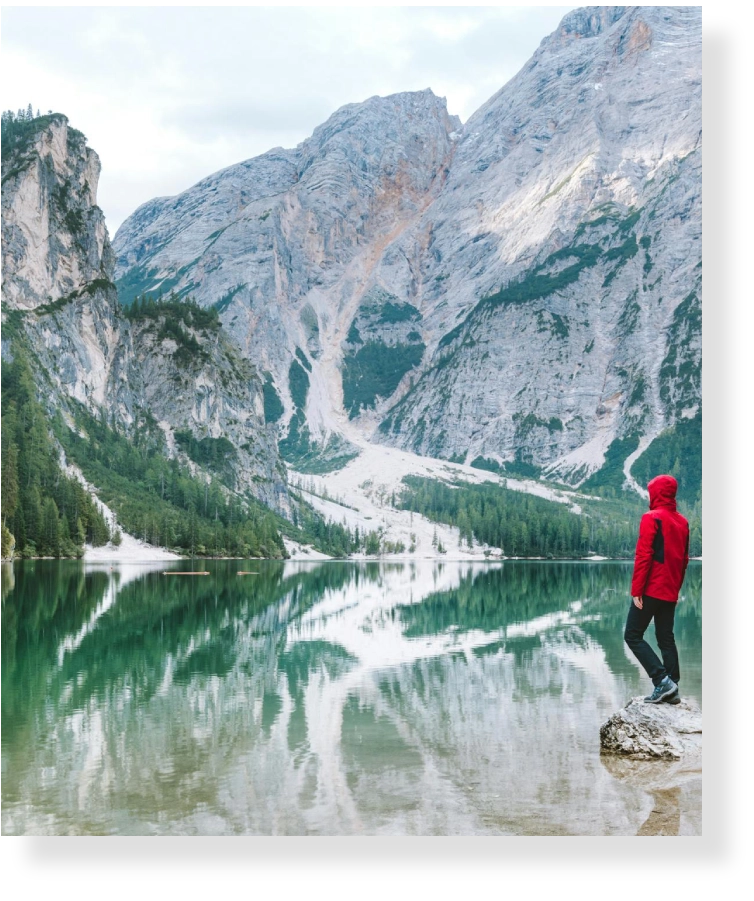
[1, 560, 701, 835]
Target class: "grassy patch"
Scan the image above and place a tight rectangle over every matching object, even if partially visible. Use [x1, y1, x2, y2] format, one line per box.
[0, 308, 26, 341]
[480, 242, 602, 311]
[213, 283, 246, 314]
[537, 310, 570, 338]
[580, 434, 640, 494]
[35, 278, 116, 315]
[375, 302, 421, 324]
[288, 359, 310, 410]
[115, 264, 169, 308]
[631, 411, 701, 507]
[346, 323, 363, 345]
[602, 235, 639, 287]
[513, 412, 563, 441]
[174, 430, 237, 476]
[262, 373, 284, 424]
[615, 290, 641, 336]
[502, 460, 542, 480]
[295, 347, 312, 373]
[470, 456, 501, 474]
[342, 340, 425, 418]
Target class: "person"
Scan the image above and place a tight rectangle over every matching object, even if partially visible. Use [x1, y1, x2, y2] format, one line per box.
[624, 474, 690, 704]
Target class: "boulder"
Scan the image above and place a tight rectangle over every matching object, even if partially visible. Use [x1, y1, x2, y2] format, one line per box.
[600, 696, 702, 760]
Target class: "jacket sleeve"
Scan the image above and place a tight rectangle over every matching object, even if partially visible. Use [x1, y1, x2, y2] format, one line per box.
[631, 513, 658, 597]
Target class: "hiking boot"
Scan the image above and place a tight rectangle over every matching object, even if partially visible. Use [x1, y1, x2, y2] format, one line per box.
[644, 676, 678, 704]
[663, 690, 681, 705]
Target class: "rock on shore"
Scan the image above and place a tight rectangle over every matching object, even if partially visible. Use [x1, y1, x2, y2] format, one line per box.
[600, 696, 702, 760]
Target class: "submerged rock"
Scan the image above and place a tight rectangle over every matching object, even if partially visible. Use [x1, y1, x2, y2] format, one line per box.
[600, 696, 702, 760]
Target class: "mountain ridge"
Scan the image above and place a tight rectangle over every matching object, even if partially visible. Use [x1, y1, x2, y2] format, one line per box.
[1, 112, 289, 562]
[112, 4, 701, 496]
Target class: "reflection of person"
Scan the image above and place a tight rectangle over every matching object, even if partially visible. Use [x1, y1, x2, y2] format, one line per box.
[624, 475, 690, 704]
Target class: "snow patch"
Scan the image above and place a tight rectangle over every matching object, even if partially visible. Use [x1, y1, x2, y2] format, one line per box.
[545, 429, 613, 485]
[623, 434, 657, 498]
[283, 537, 332, 561]
[290, 440, 589, 559]
[62, 458, 182, 561]
[83, 536, 182, 563]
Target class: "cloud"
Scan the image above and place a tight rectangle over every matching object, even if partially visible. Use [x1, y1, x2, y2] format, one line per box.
[163, 97, 336, 146]
[1, 5, 574, 232]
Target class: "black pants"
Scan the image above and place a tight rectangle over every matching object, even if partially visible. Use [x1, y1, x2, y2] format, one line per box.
[624, 595, 680, 687]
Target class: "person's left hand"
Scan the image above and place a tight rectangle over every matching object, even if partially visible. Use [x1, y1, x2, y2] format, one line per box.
[632, 596, 643, 610]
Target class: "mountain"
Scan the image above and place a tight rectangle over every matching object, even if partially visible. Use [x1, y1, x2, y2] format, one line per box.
[113, 89, 461, 468]
[113, 5, 701, 498]
[1, 5, 702, 562]
[1, 112, 288, 560]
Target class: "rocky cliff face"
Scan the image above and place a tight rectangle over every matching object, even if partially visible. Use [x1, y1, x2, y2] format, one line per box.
[114, 7, 702, 492]
[125, 304, 286, 507]
[113, 5, 701, 489]
[377, 5, 701, 483]
[113, 90, 461, 463]
[2, 114, 132, 418]
[2, 115, 112, 310]
[1, 115, 286, 511]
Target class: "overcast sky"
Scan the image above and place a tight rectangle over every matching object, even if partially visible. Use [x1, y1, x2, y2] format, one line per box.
[1, 5, 574, 234]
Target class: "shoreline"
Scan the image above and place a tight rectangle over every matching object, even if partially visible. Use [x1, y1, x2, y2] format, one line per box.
[3, 554, 704, 564]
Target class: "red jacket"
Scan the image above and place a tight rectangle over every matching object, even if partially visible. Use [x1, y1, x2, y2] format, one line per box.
[630, 474, 690, 602]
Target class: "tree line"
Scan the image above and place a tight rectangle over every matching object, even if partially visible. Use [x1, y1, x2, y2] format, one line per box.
[124, 293, 221, 367]
[1, 351, 111, 559]
[124, 293, 220, 332]
[0, 338, 390, 560]
[57, 400, 286, 559]
[2, 106, 58, 156]
[397, 475, 701, 558]
[56, 386, 382, 559]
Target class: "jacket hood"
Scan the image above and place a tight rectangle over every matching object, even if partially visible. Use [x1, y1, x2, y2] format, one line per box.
[647, 474, 678, 511]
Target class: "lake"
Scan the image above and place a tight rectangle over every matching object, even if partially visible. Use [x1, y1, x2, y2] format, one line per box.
[1, 559, 702, 835]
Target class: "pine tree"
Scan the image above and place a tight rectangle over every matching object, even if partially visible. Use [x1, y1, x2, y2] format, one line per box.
[15, 508, 27, 554]
[42, 497, 61, 555]
[1, 437, 19, 525]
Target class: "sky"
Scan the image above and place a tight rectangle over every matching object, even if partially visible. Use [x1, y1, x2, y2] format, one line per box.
[1, 5, 574, 234]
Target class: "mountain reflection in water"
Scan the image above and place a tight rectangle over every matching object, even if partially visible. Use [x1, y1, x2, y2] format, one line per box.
[1, 560, 701, 835]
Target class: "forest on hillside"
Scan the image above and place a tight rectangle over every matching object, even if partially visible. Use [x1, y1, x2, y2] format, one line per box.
[398, 475, 702, 558]
[1, 351, 111, 559]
